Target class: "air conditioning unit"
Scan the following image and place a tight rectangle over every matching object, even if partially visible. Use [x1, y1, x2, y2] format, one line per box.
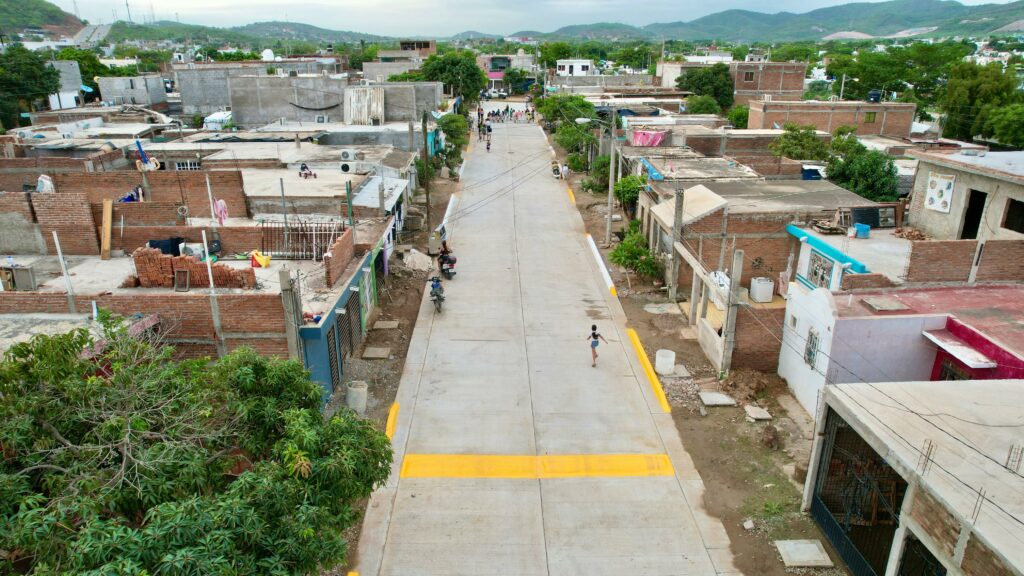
[339, 148, 363, 161]
[315, 115, 329, 123]
[762, 94, 772, 102]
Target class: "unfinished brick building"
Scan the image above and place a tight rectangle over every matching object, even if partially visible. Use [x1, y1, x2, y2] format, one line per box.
[748, 100, 917, 139]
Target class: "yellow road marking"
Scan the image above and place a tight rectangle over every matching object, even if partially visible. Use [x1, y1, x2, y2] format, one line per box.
[567, 186, 575, 203]
[627, 328, 672, 413]
[400, 453, 674, 479]
[385, 403, 400, 440]
[610, 286, 618, 297]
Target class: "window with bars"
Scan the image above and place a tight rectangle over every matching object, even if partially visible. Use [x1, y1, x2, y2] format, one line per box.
[175, 161, 201, 171]
[805, 329, 820, 368]
[808, 251, 833, 289]
[938, 358, 970, 381]
[743, 71, 755, 82]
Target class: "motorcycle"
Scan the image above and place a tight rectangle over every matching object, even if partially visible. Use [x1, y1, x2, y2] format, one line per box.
[429, 276, 445, 313]
[439, 253, 457, 280]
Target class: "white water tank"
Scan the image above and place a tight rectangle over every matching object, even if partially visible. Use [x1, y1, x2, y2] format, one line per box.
[750, 277, 775, 303]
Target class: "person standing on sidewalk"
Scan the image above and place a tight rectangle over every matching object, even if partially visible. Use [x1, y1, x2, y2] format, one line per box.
[587, 324, 608, 367]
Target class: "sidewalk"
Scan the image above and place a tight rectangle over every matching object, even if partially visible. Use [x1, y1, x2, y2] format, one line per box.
[354, 104, 738, 575]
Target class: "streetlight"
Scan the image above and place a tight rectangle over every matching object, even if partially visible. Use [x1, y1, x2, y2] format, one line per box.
[576, 108, 617, 246]
[839, 74, 859, 101]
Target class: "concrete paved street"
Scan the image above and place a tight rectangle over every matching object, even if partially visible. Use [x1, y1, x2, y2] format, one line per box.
[355, 103, 738, 575]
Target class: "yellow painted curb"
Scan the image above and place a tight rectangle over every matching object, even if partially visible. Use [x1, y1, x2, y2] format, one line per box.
[610, 286, 618, 297]
[347, 572, 359, 576]
[627, 328, 672, 413]
[400, 453, 674, 479]
[567, 186, 575, 203]
[385, 403, 400, 440]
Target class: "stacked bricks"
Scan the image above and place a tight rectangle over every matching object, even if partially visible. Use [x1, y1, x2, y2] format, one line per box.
[0, 173, 41, 193]
[905, 240, 978, 283]
[322, 228, 355, 287]
[32, 191, 101, 255]
[975, 240, 1024, 282]
[132, 247, 256, 289]
[52, 170, 249, 218]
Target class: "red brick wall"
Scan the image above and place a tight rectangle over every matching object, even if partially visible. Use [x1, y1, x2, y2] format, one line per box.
[731, 155, 803, 177]
[975, 240, 1024, 282]
[0, 191, 34, 221]
[730, 62, 807, 106]
[678, 211, 800, 289]
[105, 225, 263, 255]
[32, 192, 100, 255]
[748, 101, 916, 139]
[840, 273, 898, 290]
[52, 170, 249, 218]
[905, 240, 977, 283]
[132, 247, 257, 289]
[323, 228, 354, 287]
[0, 157, 90, 170]
[0, 173, 42, 193]
[91, 202, 185, 227]
[0, 291, 288, 359]
[733, 306, 786, 371]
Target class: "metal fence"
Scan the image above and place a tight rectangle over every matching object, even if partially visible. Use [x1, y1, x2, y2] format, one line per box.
[260, 220, 345, 260]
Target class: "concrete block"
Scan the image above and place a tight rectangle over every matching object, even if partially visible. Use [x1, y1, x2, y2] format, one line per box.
[373, 320, 400, 330]
[699, 391, 736, 407]
[744, 404, 772, 421]
[362, 346, 391, 359]
[775, 539, 833, 568]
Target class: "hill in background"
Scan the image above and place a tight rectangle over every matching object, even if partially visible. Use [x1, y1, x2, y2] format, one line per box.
[0, 0, 82, 35]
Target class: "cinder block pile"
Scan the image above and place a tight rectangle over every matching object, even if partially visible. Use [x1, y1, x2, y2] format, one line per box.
[131, 247, 256, 289]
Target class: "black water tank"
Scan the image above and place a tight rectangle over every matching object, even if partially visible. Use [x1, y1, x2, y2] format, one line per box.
[867, 89, 882, 103]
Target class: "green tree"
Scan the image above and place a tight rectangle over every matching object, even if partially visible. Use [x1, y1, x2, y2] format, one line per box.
[610, 221, 663, 279]
[827, 149, 899, 202]
[726, 105, 749, 128]
[554, 122, 596, 154]
[0, 45, 60, 130]
[804, 80, 831, 101]
[502, 68, 530, 95]
[348, 45, 379, 71]
[539, 42, 573, 68]
[581, 154, 610, 193]
[0, 322, 392, 574]
[536, 94, 596, 126]
[609, 43, 656, 70]
[686, 95, 721, 115]
[420, 51, 488, 102]
[675, 62, 733, 109]
[940, 62, 1020, 142]
[613, 175, 646, 218]
[981, 103, 1024, 148]
[438, 113, 469, 173]
[730, 45, 750, 61]
[55, 47, 123, 97]
[769, 123, 830, 161]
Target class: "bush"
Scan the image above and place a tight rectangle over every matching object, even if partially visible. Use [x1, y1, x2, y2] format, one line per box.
[726, 105, 749, 129]
[415, 157, 434, 183]
[614, 175, 646, 217]
[566, 152, 589, 172]
[610, 221, 663, 279]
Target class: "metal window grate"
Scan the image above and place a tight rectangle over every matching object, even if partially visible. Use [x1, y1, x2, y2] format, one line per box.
[260, 220, 345, 260]
[326, 323, 341, 392]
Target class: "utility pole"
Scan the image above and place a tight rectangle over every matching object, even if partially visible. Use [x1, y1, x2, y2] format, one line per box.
[720, 249, 745, 375]
[604, 106, 616, 246]
[668, 187, 684, 301]
[422, 110, 432, 235]
[839, 74, 847, 101]
[125, 0, 133, 24]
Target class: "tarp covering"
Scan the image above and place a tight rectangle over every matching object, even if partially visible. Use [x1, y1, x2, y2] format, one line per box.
[631, 130, 668, 147]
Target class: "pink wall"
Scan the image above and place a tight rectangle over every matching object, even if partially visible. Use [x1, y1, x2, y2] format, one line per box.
[930, 317, 1024, 380]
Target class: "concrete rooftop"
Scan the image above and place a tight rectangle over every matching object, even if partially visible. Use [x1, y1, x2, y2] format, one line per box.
[698, 179, 877, 214]
[804, 227, 910, 283]
[825, 380, 1024, 573]
[833, 285, 1024, 356]
[910, 150, 1024, 185]
[240, 168, 364, 197]
[647, 156, 761, 181]
[0, 313, 94, 352]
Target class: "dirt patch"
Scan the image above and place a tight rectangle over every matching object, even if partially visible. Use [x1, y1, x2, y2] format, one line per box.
[542, 127, 845, 576]
[321, 179, 454, 575]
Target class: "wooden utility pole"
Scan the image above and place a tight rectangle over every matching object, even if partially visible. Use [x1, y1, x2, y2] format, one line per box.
[668, 188, 684, 301]
[603, 106, 616, 246]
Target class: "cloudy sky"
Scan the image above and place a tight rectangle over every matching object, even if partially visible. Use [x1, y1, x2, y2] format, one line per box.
[53, 0, 1013, 37]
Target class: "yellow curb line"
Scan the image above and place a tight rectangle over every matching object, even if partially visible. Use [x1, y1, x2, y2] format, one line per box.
[385, 403, 400, 440]
[567, 186, 575, 203]
[400, 453, 674, 479]
[584, 233, 617, 297]
[627, 328, 672, 413]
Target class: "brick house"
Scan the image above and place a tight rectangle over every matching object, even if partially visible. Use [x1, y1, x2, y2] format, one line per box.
[747, 100, 917, 139]
[657, 61, 807, 104]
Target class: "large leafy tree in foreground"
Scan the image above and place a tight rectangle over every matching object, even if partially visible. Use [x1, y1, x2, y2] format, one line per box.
[0, 320, 392, 575]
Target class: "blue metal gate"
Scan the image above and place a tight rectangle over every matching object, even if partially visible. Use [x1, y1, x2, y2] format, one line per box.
[811, 494, 878, 576]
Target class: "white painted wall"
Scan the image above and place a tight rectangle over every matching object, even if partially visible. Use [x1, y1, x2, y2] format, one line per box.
[830, 314, 945, 384]
[48, 91, 80, 111]
[778, 283, 837, 413]
[795, 242, 845, 292]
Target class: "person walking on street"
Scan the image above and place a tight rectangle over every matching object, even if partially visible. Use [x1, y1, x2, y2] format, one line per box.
[587, 324, 608, 367]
